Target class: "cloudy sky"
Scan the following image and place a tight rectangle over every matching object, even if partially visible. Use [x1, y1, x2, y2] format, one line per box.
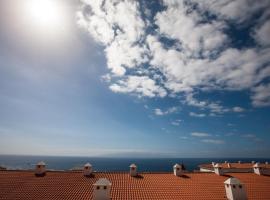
[0, 0, 270, 157]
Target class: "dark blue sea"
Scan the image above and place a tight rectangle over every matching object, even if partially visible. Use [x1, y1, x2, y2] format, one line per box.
[0, 155, 269, 172]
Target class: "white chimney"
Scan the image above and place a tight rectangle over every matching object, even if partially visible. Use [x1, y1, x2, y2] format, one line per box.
[214, 164, 224, 175]
[265, 162, 268, 165]
[253, 163, 263, 175]
[238, 161, 241, 164]
[173, 163, 183, 177]
[224, 178, 247, 200]
[251, 161, 255, 164]
[129, 164, 137, 177]
[83, 163, 93, 176]
[35, 161, 46, 176]
[93, 178, 111, 200]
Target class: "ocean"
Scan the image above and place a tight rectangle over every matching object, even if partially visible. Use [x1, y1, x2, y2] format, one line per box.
[0, 155, 269, 172]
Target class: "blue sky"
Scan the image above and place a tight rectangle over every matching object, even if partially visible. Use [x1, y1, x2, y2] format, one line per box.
[0, 0, 270, 158]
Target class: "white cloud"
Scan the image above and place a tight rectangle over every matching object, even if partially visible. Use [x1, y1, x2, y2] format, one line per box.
[191, 132, 211, 137]
[241, 134, 262, 143]
[154, 106, 178, 116]
[232, 107, 245, 112]
[77, 0, 147, 76]
[156, 0, 227, 55]
[225, 133, 235, 136]
[184, 93, 207, 108]
[185, 93, 247, 114]
[194, 0, 270, 23]
[227, 123, 234, 126]
[185, 93, 229, 114]
[105, 38, 148, 76]
[189, 112, 206, 118]
[78, 0, 270, 108]
[254, 21, 270, 47]
[242, 134, 256, 138]
[154, 108, 164, 116]
[251, 83, 270, 107]
[171, 119, 182, 126]
[201, 139, 225, 144]
[110, 76, 167, 98]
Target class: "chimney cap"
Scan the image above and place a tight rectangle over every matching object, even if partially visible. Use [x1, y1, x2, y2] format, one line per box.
[37, 161, 46, 166]
[253, 163, 261, 167]
[84, 163, 92, 167]
[174, 163, 181, 168]
[93, 178, 111, 186]
[129, 163, 137, 168]
[214, 163, 221, 168]
[224, 177, 242, 185]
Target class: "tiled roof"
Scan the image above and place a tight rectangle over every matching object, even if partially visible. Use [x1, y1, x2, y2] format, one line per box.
[0, 170, 270, 199]
[199, 162, 270, 170]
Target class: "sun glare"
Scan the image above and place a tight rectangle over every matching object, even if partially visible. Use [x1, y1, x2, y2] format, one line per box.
[24, 0, 66, 31]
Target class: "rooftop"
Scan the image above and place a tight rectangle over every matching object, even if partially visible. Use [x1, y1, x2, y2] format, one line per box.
[0, 170, 270, 199]
[199, 162, 270, 170]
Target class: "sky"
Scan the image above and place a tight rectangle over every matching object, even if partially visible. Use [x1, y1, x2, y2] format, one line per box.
[0, 0, 270, 158]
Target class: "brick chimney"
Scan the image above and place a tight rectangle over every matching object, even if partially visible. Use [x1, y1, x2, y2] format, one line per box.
[253, 163, 263, 175]
[214, 163, 224, 175]
[35, 161, 46, 176]
[129, 164, 137, 177]
[83, 163, 92, 176]
[93, 178, 111, 200]
[173, 164, 183, 177]
[224, 178, 247, 200]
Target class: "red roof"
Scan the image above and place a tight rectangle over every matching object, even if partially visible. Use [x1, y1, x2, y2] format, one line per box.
[0, 170, 270, 199]
[199, 162, 270, 170]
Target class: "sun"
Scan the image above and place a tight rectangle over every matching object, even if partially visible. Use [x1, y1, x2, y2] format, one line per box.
[24, 0, 66, 31]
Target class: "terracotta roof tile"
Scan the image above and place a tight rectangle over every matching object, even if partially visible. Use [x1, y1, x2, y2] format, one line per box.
[0, 170, 269, 199]
[199, 162, 270, 170]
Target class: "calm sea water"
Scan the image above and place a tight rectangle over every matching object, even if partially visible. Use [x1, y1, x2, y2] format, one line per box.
[0, 155, 269, 172]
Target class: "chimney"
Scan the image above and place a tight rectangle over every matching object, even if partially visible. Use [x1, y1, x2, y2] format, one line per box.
[253, 163, 263, 175]
[225, 161, 228, 164]
[238, 161, 241, 164]
[93, 178, 111, 200]
[265, 162, 268, 165]
[214, 163, 224, 175]
[212, 162, 216, 166]
[129, 164, 137, 177]
[251, 161, 255, 164]
[83, 163, 93, 176]
[227, 163, 231, 168]
[35, 161, 46, 176]
[173, 163, 183, 177]
[224, 178, 247, 200]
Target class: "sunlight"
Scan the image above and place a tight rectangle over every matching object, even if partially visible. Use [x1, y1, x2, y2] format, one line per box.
[24, 0, 66, 31]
